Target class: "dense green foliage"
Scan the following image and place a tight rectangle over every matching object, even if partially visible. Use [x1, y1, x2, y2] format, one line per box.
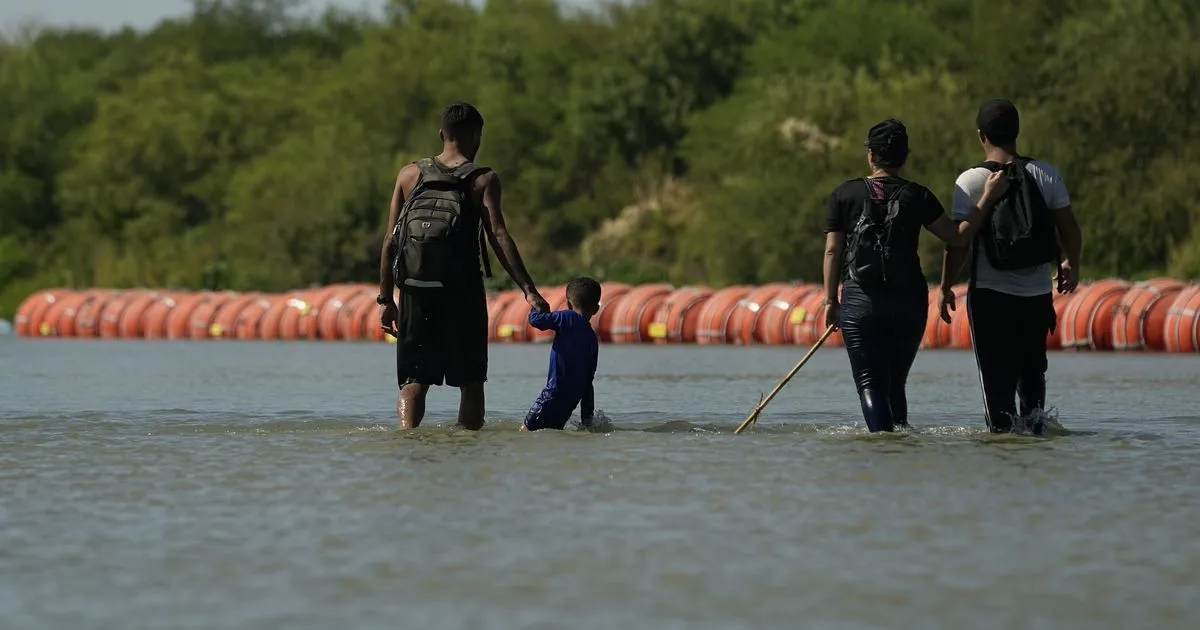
[3, 0, 1199, 317]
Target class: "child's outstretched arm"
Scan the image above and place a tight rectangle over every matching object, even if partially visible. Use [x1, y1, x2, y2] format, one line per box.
[528, 309, 561, 331]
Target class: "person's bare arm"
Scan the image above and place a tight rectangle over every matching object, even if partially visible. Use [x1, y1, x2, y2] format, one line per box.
[1051, 204, 1082, 279]
[938, 171, 980, 317]
[822, 232, 845, 302]
[478, 171, 540, 296]
[939, 245, 969, 292]
[822, 232, 845, 329]
[379, 168, 412, 301]
[924, 208, 989, 249]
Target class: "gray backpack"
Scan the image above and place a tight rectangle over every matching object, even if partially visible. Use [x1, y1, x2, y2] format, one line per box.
[389, 158, 492, 289]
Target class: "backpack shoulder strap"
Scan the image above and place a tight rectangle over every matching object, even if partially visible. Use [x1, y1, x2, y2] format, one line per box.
[413, 158, 472, 188]
[886, 180, 911, 201]
[880, 182, 910, 223]
[450, 161, 491, 182]
[448, 161, 496, 280]
[974, 161, 1003, 172]
[407, 158, 460, 194]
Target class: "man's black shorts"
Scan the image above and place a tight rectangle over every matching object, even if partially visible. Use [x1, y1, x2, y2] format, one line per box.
[395, 286, 488, 388]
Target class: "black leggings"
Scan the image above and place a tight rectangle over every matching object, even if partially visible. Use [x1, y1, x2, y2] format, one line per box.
[838, 282, 928, 432]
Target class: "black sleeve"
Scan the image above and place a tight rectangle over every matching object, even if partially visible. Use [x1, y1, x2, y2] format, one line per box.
[824, 186, 844, 234]
[917, 186, 945, 226]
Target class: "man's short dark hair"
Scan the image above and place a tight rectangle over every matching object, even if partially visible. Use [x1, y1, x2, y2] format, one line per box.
[566, 277, 601, 312]
[440, 102, 484, 140]
[977, 99, 1019, 146]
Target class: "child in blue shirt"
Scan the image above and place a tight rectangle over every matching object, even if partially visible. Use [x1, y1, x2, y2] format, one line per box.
[521, 277, 601, 431]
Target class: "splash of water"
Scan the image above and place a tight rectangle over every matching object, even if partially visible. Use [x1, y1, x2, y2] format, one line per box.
[570, 409, 615, 433]
[1010, 406, 1066, 437]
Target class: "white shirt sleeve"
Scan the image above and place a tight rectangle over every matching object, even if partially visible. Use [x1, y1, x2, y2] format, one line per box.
[951, 169, 984, 221]
[1029, 161, 1071, 209]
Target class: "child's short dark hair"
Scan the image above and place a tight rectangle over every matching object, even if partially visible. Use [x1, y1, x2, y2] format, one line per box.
[566, 277, 601, 312]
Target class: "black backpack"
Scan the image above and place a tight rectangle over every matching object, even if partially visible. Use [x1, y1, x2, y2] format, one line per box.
[389, 158, 493, 289]
[844, 179, 910, 287]
[974, 157, 1059, 270]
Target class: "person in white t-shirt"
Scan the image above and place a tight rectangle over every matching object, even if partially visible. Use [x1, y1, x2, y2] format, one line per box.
[938, 99, 1083, 434]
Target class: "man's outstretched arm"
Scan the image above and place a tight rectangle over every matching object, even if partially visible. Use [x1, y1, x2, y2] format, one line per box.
[478, 171, 546, 310]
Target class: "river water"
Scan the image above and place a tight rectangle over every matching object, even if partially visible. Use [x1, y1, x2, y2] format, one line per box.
[1, 337, 1198, 630]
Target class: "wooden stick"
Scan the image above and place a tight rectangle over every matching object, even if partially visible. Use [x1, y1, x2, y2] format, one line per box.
[734, 325, 836, 435]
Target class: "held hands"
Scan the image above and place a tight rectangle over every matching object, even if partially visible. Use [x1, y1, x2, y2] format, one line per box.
[526, 289, 550, 313]
[980, 170, 1010, 208]
[939, 287, 956, 324]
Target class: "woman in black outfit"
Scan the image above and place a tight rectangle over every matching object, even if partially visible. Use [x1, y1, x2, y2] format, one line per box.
[822, 119, 1006, 432]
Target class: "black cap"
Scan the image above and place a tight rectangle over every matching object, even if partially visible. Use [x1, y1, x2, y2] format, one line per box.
[863, 118, 909, 156]
[976, 99, 1019, 143]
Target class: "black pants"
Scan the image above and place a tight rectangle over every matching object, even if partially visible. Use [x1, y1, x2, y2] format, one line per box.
[967, 288, 1055, 433]
[839, 282, 927, 432]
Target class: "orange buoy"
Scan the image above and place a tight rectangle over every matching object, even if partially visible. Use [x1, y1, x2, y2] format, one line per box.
[529, 285, 570, 343]
[141, 294, 180, 340]
[276, 294, 312, 341]
[695, 286, 751, 345]
[725, 283, 791, 345]
[1045, 291, 1072, 350]
[207, 292, 260, 339]
[39, 292, 88, 337]
[314, 285, 368, 341]
[1163, 284, 1200, 353]
[116, 291, 160, 338]
[609, 283, 673, 344]
[58, 290, 110, 338]
[1061, 279, 1131, 350]
[789, 289, 828, 347]
[486, 290, 521, 342]
[164, 293, 208, 340]
[187, 291, 238, 340]
[334, 292, 372, 341]
[648, 286, 713, 344]
[14, 289, 65, 337]
[97, 291, 136, 339]
[76, 291, 119, 338]
[297, 286, 339, 340]
[1111, 278, 1186, 351]
[305, 285, 355, 339]
[755, 284, 818, 346]
[594, 282, 632, 343]
[25, 289, 70, 338]
[258, 293, 298, 341]
[231, 295, 276, 340]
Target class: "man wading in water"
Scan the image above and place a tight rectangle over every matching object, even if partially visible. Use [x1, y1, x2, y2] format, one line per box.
[940, 99, 1083, 435]
[379, 102, 550, 429]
